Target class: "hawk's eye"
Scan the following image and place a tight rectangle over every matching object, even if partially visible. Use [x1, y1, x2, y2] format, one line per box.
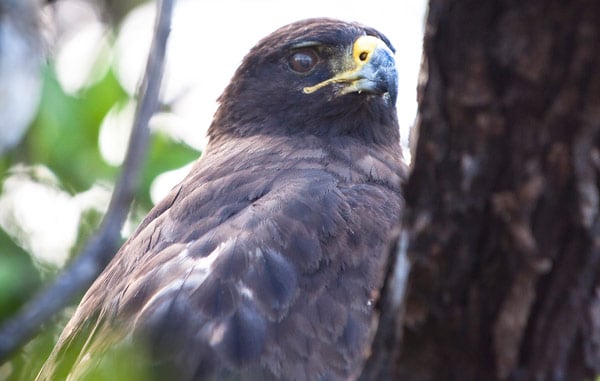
[288, 49, 318, 73]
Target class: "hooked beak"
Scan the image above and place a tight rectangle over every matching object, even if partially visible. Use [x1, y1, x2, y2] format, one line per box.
[303, 35, 398, 103]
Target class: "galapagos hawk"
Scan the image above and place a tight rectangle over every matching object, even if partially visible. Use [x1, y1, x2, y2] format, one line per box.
[37, 18, 406, 381]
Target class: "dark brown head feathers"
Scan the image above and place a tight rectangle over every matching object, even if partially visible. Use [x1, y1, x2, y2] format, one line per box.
[208, 18, 399, 147]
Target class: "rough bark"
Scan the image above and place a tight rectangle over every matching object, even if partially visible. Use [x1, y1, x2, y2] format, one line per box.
[395, 0, 600, 380]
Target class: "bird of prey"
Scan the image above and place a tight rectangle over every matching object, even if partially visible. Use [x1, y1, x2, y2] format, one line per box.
[37, 17, 406, 381]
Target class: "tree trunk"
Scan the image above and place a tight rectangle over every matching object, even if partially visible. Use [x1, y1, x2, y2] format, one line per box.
[392, 0, 600, 380]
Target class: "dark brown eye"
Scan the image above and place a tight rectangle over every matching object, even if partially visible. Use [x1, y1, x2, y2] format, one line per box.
[288, 49, 319, 73]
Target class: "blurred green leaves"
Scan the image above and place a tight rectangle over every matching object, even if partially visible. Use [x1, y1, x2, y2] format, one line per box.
[24, 65, 126, 193]
[0, 229, 40, 322]
[0, 22, 200, 379]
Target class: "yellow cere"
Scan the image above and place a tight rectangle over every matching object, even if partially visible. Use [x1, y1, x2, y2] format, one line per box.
[303, 35, 387, 94]
[352, 35, 383, 66]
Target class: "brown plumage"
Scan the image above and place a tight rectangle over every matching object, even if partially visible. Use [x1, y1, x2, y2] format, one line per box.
[37, 18, 406, 381]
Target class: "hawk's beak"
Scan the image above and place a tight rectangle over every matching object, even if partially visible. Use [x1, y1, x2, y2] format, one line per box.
[303, 35, 398, 103]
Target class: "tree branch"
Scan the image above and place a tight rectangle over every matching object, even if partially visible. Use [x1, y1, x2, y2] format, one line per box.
[0, 0, 174, 363]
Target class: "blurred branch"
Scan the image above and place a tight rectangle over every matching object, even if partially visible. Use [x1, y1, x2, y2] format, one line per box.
[0, 0, 174, 363]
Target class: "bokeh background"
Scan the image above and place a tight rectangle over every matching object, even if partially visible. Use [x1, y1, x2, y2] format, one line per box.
[0, 0, 426, 378]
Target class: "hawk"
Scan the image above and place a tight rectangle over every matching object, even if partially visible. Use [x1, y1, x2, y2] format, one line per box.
[37, 18, 406, 381]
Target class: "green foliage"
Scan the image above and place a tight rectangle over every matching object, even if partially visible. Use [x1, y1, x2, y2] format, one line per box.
[4, 323, 58, 381]
[0, 31, 201, 380]
[24, 65, 126, 192]
[0, 229, 40, 322]
[72, 343, 154, 381]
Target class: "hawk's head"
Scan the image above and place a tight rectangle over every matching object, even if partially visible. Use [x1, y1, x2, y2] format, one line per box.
[208, 18, 399, 145]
